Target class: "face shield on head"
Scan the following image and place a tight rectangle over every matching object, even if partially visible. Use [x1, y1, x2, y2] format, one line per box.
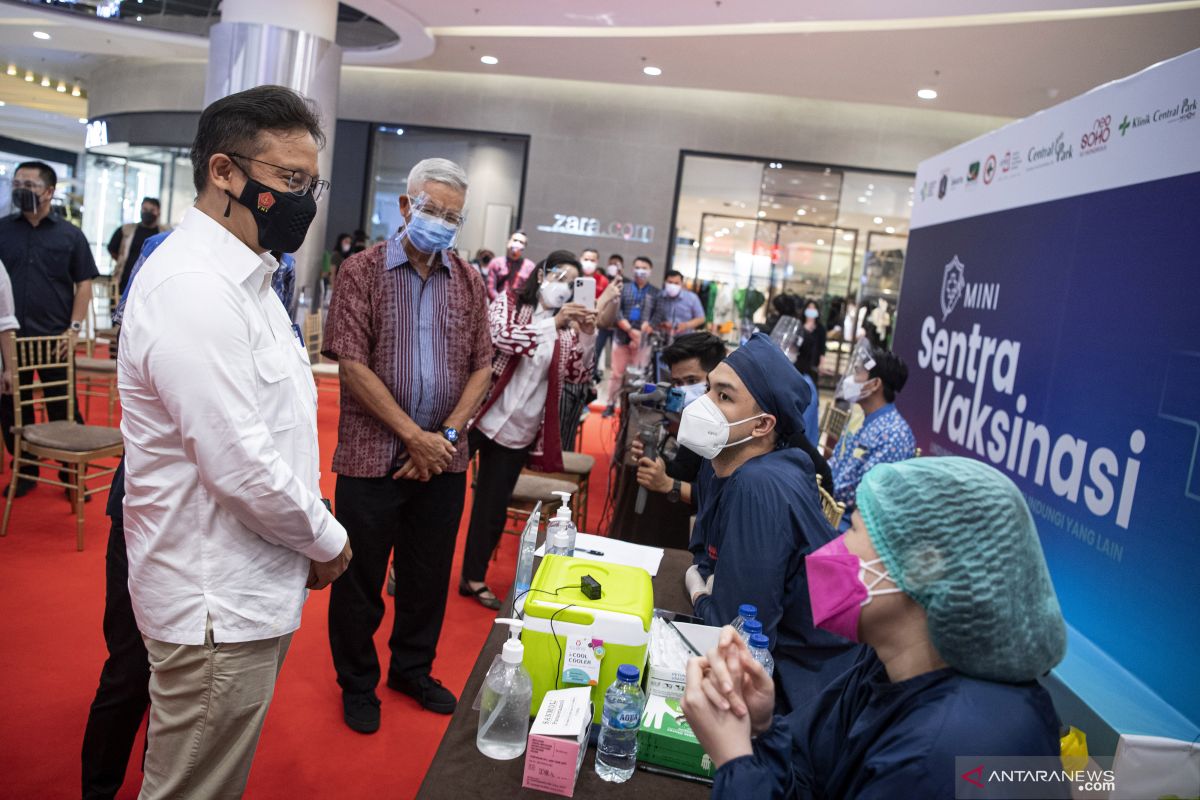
[769, 315, 804, 363]
[538, 265, 574, 309]
[836, 338, 878, 402]
[399, 191, 466, 255]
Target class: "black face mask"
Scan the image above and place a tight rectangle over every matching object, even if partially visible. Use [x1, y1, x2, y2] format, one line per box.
[11, 188, 38, 214]
[225, 176, 316, 254]
[141, 211, 159, 227]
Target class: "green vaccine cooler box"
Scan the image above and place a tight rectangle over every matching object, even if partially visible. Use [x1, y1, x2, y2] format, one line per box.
[522, 555, 653, 724]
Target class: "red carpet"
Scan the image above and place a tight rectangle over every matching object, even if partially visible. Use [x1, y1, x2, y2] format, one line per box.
[0, 389, 623, 799]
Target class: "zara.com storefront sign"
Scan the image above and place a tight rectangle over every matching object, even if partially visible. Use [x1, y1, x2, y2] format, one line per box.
[893, 48, 1200, 734]
[536, 213, 654, 244]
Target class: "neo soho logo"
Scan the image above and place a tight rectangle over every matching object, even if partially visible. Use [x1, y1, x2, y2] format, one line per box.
[940, 255, 1000, 320]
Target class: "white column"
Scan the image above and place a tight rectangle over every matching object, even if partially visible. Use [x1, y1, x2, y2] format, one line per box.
[206, 0, 341, 302]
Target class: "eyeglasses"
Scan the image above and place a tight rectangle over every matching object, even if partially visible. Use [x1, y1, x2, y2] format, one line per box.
[228, 153, 330, 201]
[408, 195, 465, 227]
[12, 180, 45, 191]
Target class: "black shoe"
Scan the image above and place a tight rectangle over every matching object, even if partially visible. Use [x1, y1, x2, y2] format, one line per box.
[342, 691, 381, 734]
[387, 673, 457, 715]
[4, 480, 35, 499]
[602, 405, 615, 419]
[458, 577, 501, 611]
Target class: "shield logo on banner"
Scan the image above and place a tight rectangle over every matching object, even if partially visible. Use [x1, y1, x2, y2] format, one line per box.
[941, 256, 966, 320]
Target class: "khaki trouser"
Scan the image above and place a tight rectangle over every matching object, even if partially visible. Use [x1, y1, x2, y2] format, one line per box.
[139, 617, 293, 800]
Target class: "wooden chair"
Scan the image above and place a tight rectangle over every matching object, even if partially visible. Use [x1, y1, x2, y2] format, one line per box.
[504, 473, 576, 538]
[76, 356, 119, 426]
[86, 277, 121, 357]
[815, 473, 846, 529]
[533, 451, 595, 531]
[303, 311, 339, 390]
[818, 401, 852, 457]
[1, 334, 123, 550]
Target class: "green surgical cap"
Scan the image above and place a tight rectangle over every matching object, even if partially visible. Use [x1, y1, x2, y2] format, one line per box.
[856, 456, 1066, 683]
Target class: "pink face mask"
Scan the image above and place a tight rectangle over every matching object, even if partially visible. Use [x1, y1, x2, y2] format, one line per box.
[805, 535, 902, 641]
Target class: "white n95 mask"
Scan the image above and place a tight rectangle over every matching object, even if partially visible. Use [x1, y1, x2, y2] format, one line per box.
[677, 394, 766, 460]
[540, 281, 573, 310]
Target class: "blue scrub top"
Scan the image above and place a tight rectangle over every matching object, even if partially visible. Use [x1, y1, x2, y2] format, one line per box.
[715, 650, 1066, 799]
[690, 447, 863, 712]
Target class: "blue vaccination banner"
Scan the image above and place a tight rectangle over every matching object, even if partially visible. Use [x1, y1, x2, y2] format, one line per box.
[893, 48, 1200, 734]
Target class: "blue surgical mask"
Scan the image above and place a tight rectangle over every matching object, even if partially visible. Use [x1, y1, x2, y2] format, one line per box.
[667, 382, 708, 413]
[804, 308, 819, 320]
[404, 211, 458, 254]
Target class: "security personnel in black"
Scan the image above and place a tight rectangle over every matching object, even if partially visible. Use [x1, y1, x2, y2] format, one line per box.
[0, 161, 98, 496]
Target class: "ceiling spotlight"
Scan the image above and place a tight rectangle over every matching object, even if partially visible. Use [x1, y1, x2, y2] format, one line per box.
[873, 216, 883, 225]
[395, 128, 404, 135]
[0, 101, 5, 107]
[33, 31, 51, 40]
[842, 233, 854, 242]
[5, 65, 15, 76]
[41, 76, 51, 87]
[867, 184, 874, 190]
[816, 239, 825, 246]
[136, 15, 143, 21]
[917, 88, 938, 100]
[24, 70, 34, 82]
[480, 55, 498, 65]
[71, 85, 81, 97]
[735, 221, 745, 228]
[818, 194, 826, 201]
[56, 81, 66, 93]
[885, 226, 896, 234]
[757, 210, 766, 218]
[857, 196, 867, 203]
[643, 65, 662, 76]
[796, 209, 807, 216]
[79, 117, 88, 124]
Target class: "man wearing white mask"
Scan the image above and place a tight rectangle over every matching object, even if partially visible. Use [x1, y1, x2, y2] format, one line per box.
[603, 255, 659, 417]
[651, 270, 707, 337]
[486, 229, 535, 301]
[829, 345, 915, 525]
[681, 333, 862, 713]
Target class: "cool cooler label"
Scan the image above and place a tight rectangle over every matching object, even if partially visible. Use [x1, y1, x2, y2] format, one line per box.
[562, 636, 604, 685]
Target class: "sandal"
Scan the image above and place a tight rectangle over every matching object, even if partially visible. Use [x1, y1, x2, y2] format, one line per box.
[458, 578, 501, 610]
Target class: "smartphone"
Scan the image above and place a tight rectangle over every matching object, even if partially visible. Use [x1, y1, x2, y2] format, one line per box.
[574, 276, 597, 310]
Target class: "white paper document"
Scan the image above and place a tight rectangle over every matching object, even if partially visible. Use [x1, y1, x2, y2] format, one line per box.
[533, 533, 665, 576]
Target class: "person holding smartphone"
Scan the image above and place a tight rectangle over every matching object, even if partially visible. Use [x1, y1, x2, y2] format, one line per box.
[459, 250, 597, 608]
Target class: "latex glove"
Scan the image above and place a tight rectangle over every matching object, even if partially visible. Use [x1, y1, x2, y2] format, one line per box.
[685, 565, 713, 605]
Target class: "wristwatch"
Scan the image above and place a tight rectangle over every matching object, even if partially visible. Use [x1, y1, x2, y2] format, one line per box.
[69, 321, 83, 333]
[441, 426, 460, 445]
[666, 479, 682, 504]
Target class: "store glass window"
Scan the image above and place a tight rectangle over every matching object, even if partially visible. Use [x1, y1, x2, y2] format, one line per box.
[670, 153, 913, 384]
[366, 126, 528, 258]
[81, 145, 192, 275]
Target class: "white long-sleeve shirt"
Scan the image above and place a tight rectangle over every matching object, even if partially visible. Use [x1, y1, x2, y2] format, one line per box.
[0, 261, 18, 333]
[476, 309, 556, 449]
[118, 207, 347, 645]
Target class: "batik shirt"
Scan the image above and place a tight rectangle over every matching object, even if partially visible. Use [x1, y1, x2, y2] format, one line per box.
[829, 403, 916, 509]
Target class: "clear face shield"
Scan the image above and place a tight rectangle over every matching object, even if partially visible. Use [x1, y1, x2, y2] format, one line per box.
[398, 191, 468, 255]
[835, 337, 877, 402]
[769, 315, 804, 363]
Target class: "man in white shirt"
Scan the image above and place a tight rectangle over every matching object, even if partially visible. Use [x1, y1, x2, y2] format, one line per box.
[117, 85, 351, 799]
[0, 262, 17, 394]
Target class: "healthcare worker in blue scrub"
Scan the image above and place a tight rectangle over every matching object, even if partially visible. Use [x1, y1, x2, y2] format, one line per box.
[681, 332, 863, 713]
[681, 457, 1068, 799]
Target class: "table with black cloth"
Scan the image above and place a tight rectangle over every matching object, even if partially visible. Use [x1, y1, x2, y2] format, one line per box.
[416, 548, 708, 799]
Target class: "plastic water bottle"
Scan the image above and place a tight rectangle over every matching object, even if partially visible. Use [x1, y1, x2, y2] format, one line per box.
[740, 618, 763, 643]
[595, 664, 646, 783]
[731, 604, 758, 636]
[748, 633, 775, 678]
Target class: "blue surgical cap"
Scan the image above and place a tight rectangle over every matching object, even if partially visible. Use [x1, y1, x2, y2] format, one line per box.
[724, 332, 813, 441]
[857, 456, 1067, 684]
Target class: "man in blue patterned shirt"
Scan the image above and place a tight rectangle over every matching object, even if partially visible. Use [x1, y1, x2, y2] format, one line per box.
[829, 346, 916, 526]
